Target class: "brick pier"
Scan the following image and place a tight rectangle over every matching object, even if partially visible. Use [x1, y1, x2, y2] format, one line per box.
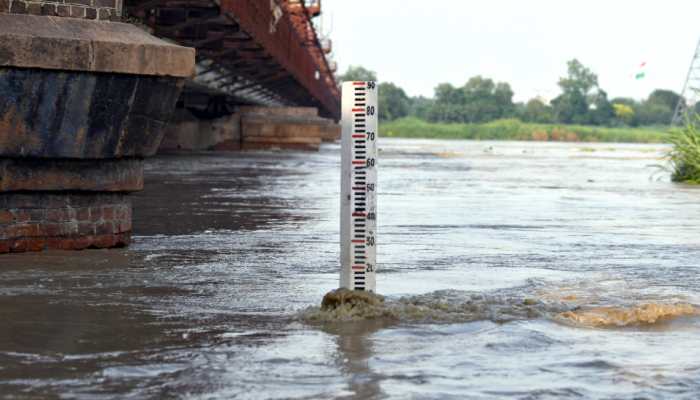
[0, 1, 194, 252]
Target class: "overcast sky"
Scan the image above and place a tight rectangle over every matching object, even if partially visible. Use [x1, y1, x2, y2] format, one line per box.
[320, 0, 700, 102]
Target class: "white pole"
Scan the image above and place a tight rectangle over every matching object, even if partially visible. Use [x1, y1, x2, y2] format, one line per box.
[340, 81, 378, 292]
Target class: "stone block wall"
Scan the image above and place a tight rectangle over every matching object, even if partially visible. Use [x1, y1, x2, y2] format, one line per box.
[0, 0, 122, 20]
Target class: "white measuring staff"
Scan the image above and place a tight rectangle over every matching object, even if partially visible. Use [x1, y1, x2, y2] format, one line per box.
[340, 81, 378, 292]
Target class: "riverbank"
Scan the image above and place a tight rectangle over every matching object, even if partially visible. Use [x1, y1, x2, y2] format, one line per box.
[381, 117, 669, 143]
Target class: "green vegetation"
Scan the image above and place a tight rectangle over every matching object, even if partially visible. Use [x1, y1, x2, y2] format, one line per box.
[338, 65, 377, 82]
[338, 60, 693, 135]
[380, 117, 669, 143]
[668, 120, 700, 183]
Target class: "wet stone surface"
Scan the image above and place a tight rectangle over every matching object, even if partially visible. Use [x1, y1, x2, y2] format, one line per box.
[1, 140, 700, 399]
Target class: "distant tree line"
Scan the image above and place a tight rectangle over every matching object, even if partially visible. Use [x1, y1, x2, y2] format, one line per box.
[338, 60, 699, 126]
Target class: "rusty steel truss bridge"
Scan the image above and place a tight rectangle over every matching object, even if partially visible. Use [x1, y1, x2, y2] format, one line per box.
[125, 0, 340, 119]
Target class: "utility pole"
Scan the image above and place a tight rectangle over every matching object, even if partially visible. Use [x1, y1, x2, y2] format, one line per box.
[672, 37, 700, 125]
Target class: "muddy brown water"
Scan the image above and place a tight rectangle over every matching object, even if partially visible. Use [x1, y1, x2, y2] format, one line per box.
[1, 139, 700, 399]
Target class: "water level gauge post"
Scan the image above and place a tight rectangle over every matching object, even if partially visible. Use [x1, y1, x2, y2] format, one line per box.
[340, 81, 378, 292]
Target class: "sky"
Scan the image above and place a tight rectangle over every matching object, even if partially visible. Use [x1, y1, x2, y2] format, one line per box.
[319, 0, 700, 103]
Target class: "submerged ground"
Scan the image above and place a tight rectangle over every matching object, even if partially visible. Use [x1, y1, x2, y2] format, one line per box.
[1, 139, 700, 399]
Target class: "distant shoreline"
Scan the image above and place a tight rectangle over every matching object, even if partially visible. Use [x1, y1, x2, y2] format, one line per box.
[380, 117, 669, 144]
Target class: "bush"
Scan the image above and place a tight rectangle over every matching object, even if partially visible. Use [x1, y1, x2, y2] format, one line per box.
[668, 119, 700, 183]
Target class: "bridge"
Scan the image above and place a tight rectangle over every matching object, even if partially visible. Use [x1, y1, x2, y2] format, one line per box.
[0, 0, 341, 253]
[127, 0, 339, 119]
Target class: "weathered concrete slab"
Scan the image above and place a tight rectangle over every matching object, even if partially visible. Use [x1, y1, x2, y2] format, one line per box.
[0, 158, 143, 192]
[159, 110, 241, 153]
[0, 68, 182, 158]
[0, 13, 195, 77]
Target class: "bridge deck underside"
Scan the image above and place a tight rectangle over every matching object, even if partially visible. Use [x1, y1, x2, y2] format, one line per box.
[126, 0, 339, 119]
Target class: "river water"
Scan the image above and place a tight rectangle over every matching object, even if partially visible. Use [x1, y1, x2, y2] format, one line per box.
[1, 139, 700, 399]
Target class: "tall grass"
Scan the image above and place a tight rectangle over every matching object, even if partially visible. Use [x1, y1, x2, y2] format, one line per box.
[380, 117, 669, 143]
[668, 119, 700, 184]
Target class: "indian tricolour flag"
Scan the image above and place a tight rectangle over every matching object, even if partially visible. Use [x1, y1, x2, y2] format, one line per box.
[635, 62, 647, 80]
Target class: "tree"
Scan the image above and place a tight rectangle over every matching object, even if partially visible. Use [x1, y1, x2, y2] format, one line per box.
[430, 83, 466, 122]
[610, 97, 638, 108]
[340, 62, 683, 127]
[611, 97, 640, 126]
[635, 89, 683, 125]
[427, 77, 516, 123]
[377, 82, 410, 121]
[558, 59, 598, 96]
[493, 82, 516, 117]
[434, 83, 464, 105]
[637, 102, 673, 126]
[522, 98, 554, 123]
[410, 96, 435, 120]
[551, 91, 588, 124]
[427, 103, 464, 123]
[587, 89, 614, 126]
[552, 59, 611, 125]
[461, 76, 514, 122]
[338, 65, 377, 83]
[613, 103, 635, 125]
[647, 89, 683, 112]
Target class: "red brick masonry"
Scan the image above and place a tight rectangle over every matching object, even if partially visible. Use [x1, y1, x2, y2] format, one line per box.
[0, 193, 131, 252]
[0, 0, 121, 21]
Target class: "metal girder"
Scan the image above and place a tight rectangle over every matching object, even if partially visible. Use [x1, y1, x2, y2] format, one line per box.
[125, 0, 340, 118]
[230, 72, 291, 93]
[155, 15, 226, 34]
[220, 0, 339, 119]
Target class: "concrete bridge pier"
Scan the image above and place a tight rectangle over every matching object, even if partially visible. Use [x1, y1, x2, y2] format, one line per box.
[238, 107, 341, 151]
[0, 2, 194, 253]
[160, 107, 340, 153]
